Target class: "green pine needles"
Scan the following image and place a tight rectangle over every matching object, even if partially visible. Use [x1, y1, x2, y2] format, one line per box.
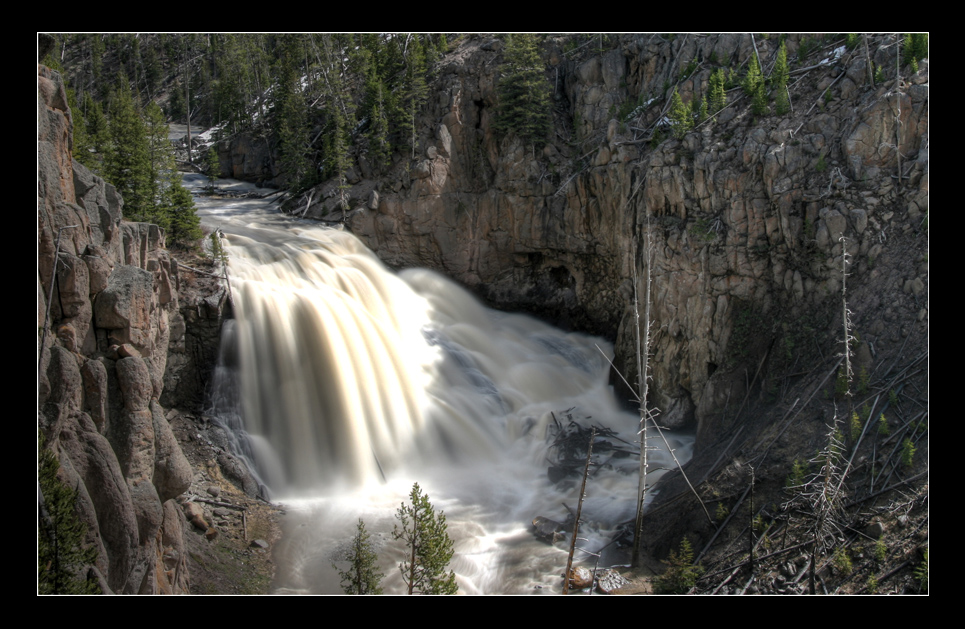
[393, 483, 458, 595]
[773, 42, 791, 115]
[743, 54, 768, 116]
[38, 433, 100, 594]
[493, 34, 552, 147]
[709, 68, 727, 115]
[654, 538, 703, 594]
[334, 518, 384, 595]
[668, 87, 693, 138]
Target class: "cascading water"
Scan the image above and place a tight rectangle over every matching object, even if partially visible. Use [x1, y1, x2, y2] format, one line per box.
[192, 175, 693, 594]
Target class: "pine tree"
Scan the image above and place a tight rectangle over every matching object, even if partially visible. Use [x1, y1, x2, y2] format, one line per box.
[38, 433, 100, 594]
[144, 100, 202, 246]
[903, 33, 928, 66]
[143, 100, 174, 230]
[668, 87, 692, 138]
[105, 73, 152, 221]
[358, 45, 393, 170]
[327, 106, 352, 220]
[334, 518, 384, 595]
[743, 55, 768, 116]
[653, 538, 703, 594]
[164, 180, 202, 247]
[773, 41, 791, 115]
[708, 68, 727, 115]
[205, 146, 221, 190]
[400, 35, 429, 160]
[393, 483, 458, 595]
[493, 34, 552, 148]
[272, 35, 313, 191]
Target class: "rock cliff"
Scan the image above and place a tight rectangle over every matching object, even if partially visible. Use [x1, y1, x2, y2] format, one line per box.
[38, 63, 198, 593]
[296, 34, 927, 449]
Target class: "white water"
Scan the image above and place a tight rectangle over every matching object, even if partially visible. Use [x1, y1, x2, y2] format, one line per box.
[190, 174, 693, 594]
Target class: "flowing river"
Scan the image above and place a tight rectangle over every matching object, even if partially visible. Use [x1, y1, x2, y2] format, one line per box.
[187, 174, 693, 594]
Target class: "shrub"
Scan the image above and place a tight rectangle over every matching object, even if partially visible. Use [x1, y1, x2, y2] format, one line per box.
[914, 548, 928, 593]
[874, 537, 887, 565]
[850, 412, 862, 443]
[715, 502, 729, 522]
[654, 538, 703, 594]
[816, 153, 828, 173]
[901, 438, 916, 468]
[832, 547, 853, 576]
[878, 413, 890, 436]
[786, 458, 807, 491]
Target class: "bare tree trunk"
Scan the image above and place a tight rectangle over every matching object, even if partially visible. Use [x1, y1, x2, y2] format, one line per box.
[563, 428, 595, 595]
[630, 227, 652, 568]
[183, 36, 193, 165]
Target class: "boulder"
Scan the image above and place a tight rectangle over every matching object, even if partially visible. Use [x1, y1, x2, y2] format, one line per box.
[532, 515, 566, 543]
[596, 568, 631, 594]
[567, 566, 593, 590]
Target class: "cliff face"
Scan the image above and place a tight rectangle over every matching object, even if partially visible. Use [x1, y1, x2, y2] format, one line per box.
[38, 64, 194, 594]
[331, 34, 927, 443]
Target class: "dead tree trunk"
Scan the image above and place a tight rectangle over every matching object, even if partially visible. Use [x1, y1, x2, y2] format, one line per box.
[630, 224, 653, 569]
[563, 428, 595, 595]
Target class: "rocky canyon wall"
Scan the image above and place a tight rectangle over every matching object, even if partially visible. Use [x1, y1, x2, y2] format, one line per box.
[324, 34, 927, 446]
[38, 63, 196, 593]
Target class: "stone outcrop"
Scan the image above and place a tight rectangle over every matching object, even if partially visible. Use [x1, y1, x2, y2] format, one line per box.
[38, 63, 193, 594]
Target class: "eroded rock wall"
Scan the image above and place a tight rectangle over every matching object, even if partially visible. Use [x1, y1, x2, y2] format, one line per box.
[38, 63, 192, 594]
[340, 34, 927, 445]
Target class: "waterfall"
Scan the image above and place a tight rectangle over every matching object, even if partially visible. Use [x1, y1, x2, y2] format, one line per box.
[217, 226, 649, 496]
[192, 177, 692, 593]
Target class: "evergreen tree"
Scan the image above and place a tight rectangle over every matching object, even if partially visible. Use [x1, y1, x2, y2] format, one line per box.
[105, 73, 152, 221]
[400, 35, 429, 159]
[358, 45, 393, 170]
[743, 55, 768, 116]
[668, 87, 692, 139]
[38, 433, 100, 594]
[773, 41, 791, 115]
[326, 106, 352, 220]
[163, 179, 202, 247]
[205, 146, 221, 190]
[141, 99, 202, 246]
[143, 100, 174, 230]
[903, 33, 928, 66]
[334, 518, 384, 595]
[83, 94, 111, 174]
[493, 34, 552, 147]
[393, 483, 458, 595]
[708, 68, 727, 115]
[272, 35, 313, 191]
